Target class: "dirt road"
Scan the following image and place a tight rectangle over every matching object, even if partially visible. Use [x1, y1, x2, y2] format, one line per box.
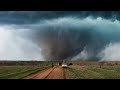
[24, 66, 67, 79]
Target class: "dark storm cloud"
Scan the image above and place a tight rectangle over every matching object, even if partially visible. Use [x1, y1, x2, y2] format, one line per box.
[0, 11, 120, 24]
[1, 11, 120, 61]
[18, 17, 120, 61]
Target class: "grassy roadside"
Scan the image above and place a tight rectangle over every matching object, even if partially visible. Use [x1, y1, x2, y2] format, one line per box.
[67, 66, 120, 79]
[0, 66, 49, 79]
[67, 67, 104, 79]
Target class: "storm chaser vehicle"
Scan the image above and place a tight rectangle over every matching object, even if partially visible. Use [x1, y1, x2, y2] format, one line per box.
[62, 60, 68, 68]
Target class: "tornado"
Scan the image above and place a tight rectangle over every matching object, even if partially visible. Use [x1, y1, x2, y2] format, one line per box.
[0, 11, 120, 61]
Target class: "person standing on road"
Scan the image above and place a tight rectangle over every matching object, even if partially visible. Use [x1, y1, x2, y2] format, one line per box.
[52, 63, 54, 68]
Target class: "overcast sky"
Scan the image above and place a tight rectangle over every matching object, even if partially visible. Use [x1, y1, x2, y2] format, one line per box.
[0, 11, 120, 61]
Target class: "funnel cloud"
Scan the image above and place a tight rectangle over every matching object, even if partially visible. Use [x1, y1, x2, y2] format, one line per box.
[0, 11, 120, 61]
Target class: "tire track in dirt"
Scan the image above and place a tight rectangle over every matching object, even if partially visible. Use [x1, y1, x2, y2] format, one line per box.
[43, 67, 57, 79]
[45, 66, 66, 79]
[62, 68, 66, 79]
[24, 67, 54, 79]
[24, 66, 66, 79]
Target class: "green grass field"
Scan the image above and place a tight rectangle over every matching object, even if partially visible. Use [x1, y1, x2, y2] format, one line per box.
[68, 65, 120, 79]
[0, 66, 49, 79]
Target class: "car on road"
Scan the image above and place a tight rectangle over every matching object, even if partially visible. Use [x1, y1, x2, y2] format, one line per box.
[62, 64, 68, 68]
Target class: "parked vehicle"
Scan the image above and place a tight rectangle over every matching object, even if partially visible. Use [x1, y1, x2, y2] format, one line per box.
[62, 64, 68, 68]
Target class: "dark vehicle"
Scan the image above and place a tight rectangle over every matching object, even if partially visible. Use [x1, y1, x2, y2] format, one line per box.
[68, 63, 73, 66]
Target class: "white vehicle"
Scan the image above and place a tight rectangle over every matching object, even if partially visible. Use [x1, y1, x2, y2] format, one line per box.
[62, 64, 68, 68]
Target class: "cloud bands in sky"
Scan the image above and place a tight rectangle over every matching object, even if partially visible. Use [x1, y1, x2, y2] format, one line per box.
[0, 11, 120, 61]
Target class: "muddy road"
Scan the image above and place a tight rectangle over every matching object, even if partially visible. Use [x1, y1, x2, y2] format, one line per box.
[24, 66, 67, 79]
